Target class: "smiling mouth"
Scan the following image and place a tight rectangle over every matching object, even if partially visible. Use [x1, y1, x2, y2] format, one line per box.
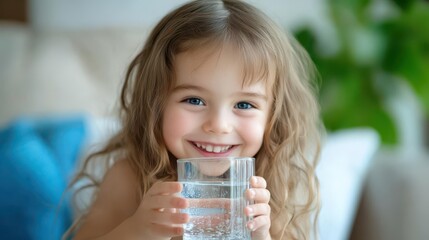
[191, 142, 234, 153]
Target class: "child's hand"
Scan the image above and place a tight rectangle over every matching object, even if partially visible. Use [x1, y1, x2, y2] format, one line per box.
[245, 176, 272, 240]
[132, 181, 189, 239]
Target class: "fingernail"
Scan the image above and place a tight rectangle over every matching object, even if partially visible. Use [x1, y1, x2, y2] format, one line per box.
[246, 206, 253, 216]
[182, 213, 189, 222]
[249, 189, 256, 199]
[252, 176, 258, 185]
[252, 176, 258, 186]
[248, 222, 254, 231]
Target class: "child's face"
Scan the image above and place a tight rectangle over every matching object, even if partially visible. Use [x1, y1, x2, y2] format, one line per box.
[162, 44, 273, 159]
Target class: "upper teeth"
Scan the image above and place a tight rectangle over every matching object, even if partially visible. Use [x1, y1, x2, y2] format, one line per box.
[195, 143, 232, 153]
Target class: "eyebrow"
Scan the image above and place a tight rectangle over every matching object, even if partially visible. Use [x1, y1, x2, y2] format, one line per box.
[239, 92, 268, 101]
[173, 84, 268, 101]
[172, 84, 208, 93]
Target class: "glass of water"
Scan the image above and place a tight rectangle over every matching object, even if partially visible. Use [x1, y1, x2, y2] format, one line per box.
[177, 157, 254, 240]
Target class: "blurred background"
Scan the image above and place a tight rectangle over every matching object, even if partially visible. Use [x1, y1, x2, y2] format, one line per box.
[0, 0, 428, 239]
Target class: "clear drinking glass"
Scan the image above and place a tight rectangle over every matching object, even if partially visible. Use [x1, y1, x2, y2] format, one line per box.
[177, 157, 254, 240]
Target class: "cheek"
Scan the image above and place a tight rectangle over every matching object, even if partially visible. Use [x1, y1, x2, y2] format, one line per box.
[238, 118, 266, 147]
[163, 108, 196, 146]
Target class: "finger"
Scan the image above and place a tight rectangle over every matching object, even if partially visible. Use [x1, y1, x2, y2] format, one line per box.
[247, 215, 271, 232]
[191, 213, 230, 228]
[149, 223, 184, 238]
[150, 211, 189, 225]
[149, 195, 188, 209]
[250, 176, 267, 189]
[245, 203, 271, 217]
[163, 208, 177, 213]
[246, 188, 270, 203]
[187, 198, 231, 209]
[148, 182, 182, 196]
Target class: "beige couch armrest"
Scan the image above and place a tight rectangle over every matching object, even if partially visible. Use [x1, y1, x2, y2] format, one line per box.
[350, 150, 429, 240]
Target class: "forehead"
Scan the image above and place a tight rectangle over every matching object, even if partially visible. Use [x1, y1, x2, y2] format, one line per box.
[173, 41, 275, 90]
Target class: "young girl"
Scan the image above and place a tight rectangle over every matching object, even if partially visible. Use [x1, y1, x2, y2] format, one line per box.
[67, 0, 321, 239]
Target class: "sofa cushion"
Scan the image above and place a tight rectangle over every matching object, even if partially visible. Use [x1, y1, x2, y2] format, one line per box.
[0, 116, 86, 240]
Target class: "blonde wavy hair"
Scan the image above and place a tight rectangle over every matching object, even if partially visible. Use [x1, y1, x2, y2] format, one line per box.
[66, 0, 322, 239]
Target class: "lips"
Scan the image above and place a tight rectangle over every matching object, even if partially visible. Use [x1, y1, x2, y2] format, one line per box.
[192, 142, 234, 153]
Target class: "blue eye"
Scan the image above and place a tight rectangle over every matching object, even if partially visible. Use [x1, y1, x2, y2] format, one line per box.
[235, 101, 254, 109]
[185, 97, 204, 106]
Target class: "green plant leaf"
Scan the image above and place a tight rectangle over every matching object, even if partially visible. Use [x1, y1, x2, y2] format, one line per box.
[391, 0, 418, 11]
[382, 2, 429, 115]
[292, 0, 429, 144]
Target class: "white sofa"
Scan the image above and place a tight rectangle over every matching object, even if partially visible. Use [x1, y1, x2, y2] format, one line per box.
[0, 21, 385, 240]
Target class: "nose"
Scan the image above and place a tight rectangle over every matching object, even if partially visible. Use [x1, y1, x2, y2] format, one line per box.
[202, 109, 233, 134]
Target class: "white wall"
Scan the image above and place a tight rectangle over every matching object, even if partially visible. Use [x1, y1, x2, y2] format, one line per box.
[28, 0, 328, 31]
[28, 0, 337, 56]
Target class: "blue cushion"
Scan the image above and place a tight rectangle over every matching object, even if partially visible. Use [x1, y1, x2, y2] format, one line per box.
[0, 116, 86, 240]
